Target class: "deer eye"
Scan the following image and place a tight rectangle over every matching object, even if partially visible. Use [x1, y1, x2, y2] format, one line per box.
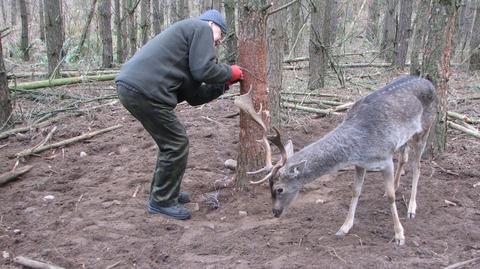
[276, 188, 284, 194]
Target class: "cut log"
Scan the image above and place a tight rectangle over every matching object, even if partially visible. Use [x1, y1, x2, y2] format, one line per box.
[9, 74, 117, 91]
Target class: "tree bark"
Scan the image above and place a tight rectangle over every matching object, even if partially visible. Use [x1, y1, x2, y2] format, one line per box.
[169, 0, 178, 23]
[44, 0, 65, 78]
[308, 0, 327, 89]
[236, 0, 269, 188]
[98, 0, 113, 68]
[0, 0, 6, 25]
[126, 0, 138, 57]
[0, 31, 12, 128]
[140, 0, 151, 45]
[381, 0, 397, 62]
[410, 0, 429, 76]
[366, 0, 380, 44]
[469, 0, 480, 70]
[393, 0, 413, 68]
[19, 0, 29, 61]
[422, 0, 459, 157]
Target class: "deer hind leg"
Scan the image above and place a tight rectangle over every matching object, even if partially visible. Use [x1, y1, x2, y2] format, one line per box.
[394, 145, 409, 191]
[383, 160, 405, 246]
[407, 131, 429, 219]
[336, 166, 366, 237]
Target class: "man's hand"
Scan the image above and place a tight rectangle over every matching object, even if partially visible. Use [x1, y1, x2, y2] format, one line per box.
[228, 65, 244, 85]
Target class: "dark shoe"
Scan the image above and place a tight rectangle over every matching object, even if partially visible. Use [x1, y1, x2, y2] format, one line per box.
[148, 201, 191, 220]
[178, 191, 191, 204]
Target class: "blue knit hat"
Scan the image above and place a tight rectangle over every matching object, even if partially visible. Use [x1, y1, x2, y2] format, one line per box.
[199, 9, 227, 34]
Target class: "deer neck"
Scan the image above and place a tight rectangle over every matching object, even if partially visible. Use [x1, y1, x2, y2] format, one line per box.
[287, 124, 360, 186]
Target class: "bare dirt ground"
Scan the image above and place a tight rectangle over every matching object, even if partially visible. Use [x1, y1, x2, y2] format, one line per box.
[1, 68, 479, 269]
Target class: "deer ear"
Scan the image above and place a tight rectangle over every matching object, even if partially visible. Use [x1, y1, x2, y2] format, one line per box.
[288, 160, 307, 177]
[285, 140, 294, 158]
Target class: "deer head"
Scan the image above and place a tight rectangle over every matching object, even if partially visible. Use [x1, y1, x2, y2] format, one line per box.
[234, 88, 306, 217]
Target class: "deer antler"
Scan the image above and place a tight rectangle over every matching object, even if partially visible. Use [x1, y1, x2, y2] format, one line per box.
[234, 87, 288, 185]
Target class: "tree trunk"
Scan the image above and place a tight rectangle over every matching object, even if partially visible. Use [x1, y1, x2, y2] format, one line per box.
[39, 0, 46, 42]
[469, 0, 480, 70]
[78, 0, 98, 55]
[268, 0, 287, 129]
[114, 0, 124, 63]
[224, 0, 237, 64]
[308, 0, 327, 89]
[19, 0, 29, 61]
[236, 0, 269, 188]
[121, 0, 129, 58]
[393, 0, 412, 68]
[44, 0, 65, 78]
[410, 0, 429, 76]
[0, 32, 12, 128]
[99, 0, 113, 68]
[169, 0, 178, 23]
[140, 0, 150, 45]
[366, 0, 380, 44]
[152, 0, 163, 35]
[381, 0, 397, 62]
[289, 1, 302, 57]
[11, 0, 17, 27]
[422, 0, 459, 157]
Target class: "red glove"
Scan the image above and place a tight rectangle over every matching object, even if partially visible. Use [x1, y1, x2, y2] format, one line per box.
[228, 64, 244, 85]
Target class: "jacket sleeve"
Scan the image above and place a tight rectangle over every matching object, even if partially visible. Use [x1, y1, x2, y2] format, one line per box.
[188, 23, 231, 84]
[184, 84, 229, 106]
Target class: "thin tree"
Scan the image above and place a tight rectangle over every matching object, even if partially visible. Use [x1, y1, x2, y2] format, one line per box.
[308, 0, 328, 89]
[140, 0, 150, 45]
[19, 0, 29, 61]
[44, 0, 65, 78]
[393, 0, 413, 68]
[267, 0, 287, 128]
[366, 0, 380, 44]
[98, 0, 113, 68]
[126, 0, 139, 57]
[0, 30, 12, 128]
[410, 0, 429, 76]
[77, 0, 98, 56]
[381, 0, 397, 62]
[236, 0, 270, 187]
[39, 0, 45, 42]
[1, 1, 6, 26]
[469, 0, 480, 70]
[11, 0, 17, 27]
[224, 0, 237, 64]
[152, 0, 163, 35]
[114, 0, 124, 63]
[421, 0, 459, 156]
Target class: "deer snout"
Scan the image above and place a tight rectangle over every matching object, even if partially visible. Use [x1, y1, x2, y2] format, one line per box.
[272, 208, 283, 217]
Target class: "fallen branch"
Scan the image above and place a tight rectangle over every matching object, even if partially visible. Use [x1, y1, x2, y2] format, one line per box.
[444, 257, 480, 269]
[7, 70, 118, 79]
[13, 256, 65, 269]
[9, 73, 117, 91]
[16, 126, 58, 158]
[0, 115, 65, 140]
[447, 111, 479, 124]
[447, 121, 480, 139]
[282, 103, 341, 116]
[0, 165, 33, 186]
[283, 91, 339, 99]
[15, 124, 122, 158]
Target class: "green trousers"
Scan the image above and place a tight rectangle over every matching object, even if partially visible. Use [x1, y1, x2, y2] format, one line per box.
[117, 84, 189, 206]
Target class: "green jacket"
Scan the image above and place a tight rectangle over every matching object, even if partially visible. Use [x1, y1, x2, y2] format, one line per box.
[115, 18, 232, 107]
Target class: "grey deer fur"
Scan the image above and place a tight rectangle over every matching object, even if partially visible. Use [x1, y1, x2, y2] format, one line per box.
[235, 75, 437, 246]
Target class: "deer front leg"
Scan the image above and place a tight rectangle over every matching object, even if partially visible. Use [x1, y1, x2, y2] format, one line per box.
[336, 166, 366, 236]
[383, 160, 405, 246]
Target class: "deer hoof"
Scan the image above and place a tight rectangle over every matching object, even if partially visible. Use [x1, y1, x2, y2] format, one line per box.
[335, 230, 347, 237]
[407, 212, 416, 219]
[395, 238, 405, 246]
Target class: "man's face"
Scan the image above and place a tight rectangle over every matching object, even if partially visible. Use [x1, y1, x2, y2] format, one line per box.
[208, 21, 225, 46]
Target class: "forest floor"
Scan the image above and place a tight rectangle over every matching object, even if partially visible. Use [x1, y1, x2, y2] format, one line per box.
[1, 66, 480, 269]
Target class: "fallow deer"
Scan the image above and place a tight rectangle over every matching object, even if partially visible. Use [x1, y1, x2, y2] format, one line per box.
[234, 76, 437, 245]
